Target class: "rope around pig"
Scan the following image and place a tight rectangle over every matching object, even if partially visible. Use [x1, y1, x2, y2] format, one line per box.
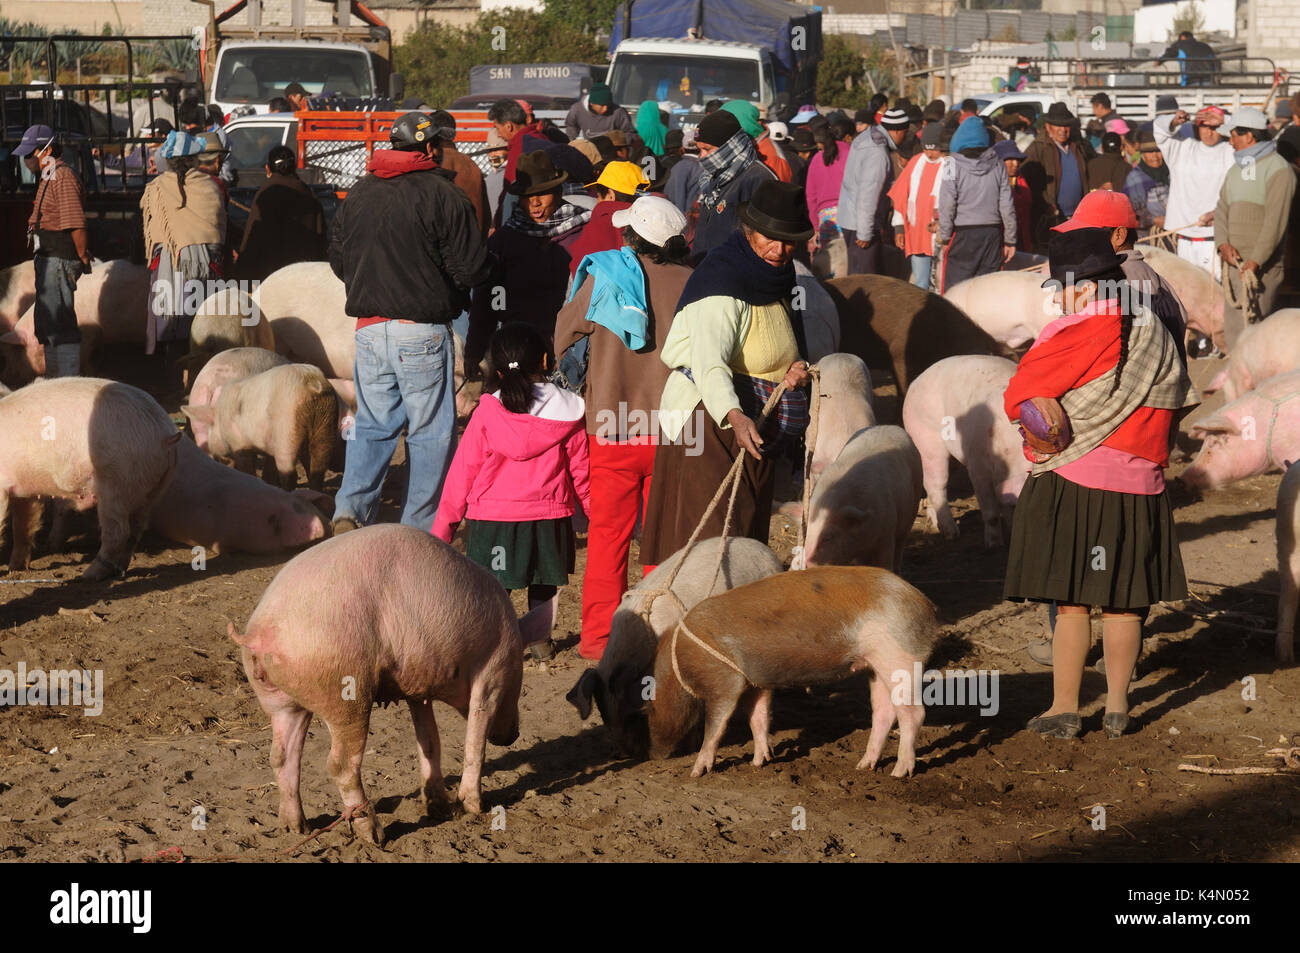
[1222, 264, 1264, 326]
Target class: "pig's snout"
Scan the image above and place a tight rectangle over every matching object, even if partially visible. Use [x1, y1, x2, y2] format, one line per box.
[617, 712, 651, 760]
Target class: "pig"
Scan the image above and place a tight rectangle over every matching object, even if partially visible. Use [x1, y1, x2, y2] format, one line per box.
[811, 353, 875, 479]
[943, 271, 1058, 348]
[0, 260, 151, 387]
[178, 287, 276, 386]
[0, 261, 37, 332]
[182, 363, 337, 491]
[648, 566, 940, 778]
[229, 524, 547, 843]
[151, 438, 331, 554]
[802, 425, 923, 571]
[1276, 464, 1300, 664]
[823, 274, 1009, 399]
[0, 378, 181, 580]
[566, 536, 784, 756]
[186, 346, 290, 444]
[794, 260, 841, 361]
[902, 355, 1029, 547]
[1183, 371, 1300, 490]
[1205, 309, 1300, 402]
[1137, 245, 1228, 349]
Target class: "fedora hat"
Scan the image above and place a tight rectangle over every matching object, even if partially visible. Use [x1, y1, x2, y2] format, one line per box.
[1042, 228, 1126, 289]
[739, 179, 813, 242]
[790, 126, 816, 152]
[1042, 101, 1076, 126]
[510, 150, 568, 195]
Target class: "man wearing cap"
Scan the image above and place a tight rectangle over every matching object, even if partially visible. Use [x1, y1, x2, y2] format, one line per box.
[565, 160, 649, 276]
[687, 109, 776, 257]
[328, 112, 490, 533]
[887, 121, 947, 289]
[1215, 107, 1296, 349]
[879, 107, 914, 176]
[1153, 105, 1235, 278]
[564, 82, 633, 142]
[15, 125, 90, 378]
[722, 100, 791, 183]
[838, 102, 904, 275]
[554, 195, 692, 659]
[1123, 130, 1170, 239]
[937, 116, 1017, 290]
[1022, 102, 1093, 248]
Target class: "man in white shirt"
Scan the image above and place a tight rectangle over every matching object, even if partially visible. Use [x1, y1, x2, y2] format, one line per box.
[1152, 105, 1236, 279]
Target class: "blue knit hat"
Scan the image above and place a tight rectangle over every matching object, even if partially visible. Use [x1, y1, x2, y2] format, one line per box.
[949, 116, 990, 152]
[159, 130, 206, 159]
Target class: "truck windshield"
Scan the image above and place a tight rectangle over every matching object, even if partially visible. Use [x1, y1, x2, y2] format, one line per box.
[215, 48, 373, 103]
[609, 54, 761, 107]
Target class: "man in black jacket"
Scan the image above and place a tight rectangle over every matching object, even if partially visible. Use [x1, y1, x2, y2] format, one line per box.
[328, 111, 491, 533]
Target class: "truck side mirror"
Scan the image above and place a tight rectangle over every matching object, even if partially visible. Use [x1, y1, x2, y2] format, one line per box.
[389, 73, 406, 102]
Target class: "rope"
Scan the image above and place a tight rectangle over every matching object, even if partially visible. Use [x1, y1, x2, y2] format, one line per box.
[1135, 221, 1200, 246]
[798, 365, 822, 557]
[1223, 263, 1264, 326]
[669, 617, 749, 699]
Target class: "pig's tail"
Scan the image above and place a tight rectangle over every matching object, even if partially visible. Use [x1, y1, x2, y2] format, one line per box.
[489, 320, 550, 415]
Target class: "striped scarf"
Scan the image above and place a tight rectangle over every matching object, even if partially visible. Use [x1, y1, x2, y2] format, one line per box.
[698, 129, 758, 210]
[507, 196, 593, 240]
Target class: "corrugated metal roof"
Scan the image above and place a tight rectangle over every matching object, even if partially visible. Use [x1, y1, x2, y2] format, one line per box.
[904, 11, 1109, 49]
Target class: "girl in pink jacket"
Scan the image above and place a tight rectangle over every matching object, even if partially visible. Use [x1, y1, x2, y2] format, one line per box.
[433, 322, 592, 657]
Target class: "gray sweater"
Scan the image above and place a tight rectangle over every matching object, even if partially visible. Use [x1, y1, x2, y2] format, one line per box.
[837, 126, 895, 234]
[938, 147, 1017, 246]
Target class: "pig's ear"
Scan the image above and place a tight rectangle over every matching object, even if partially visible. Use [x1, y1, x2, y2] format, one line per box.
[838, 505, 867, 524]
[566, 669, 600, 720]
[292, 488, 335, 517]
[180, 404, 216, 425]
[1203, 370, 1227, 395]
[1190, 415, 1239, 438]
[518, 598, 555, 646]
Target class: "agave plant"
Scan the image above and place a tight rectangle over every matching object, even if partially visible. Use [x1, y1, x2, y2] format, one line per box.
[140, 37, 196, 74]
[1, 20, 49, 76]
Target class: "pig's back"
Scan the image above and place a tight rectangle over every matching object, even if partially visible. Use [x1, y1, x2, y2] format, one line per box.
[191, 347, 289, 405]
[258, 262, 354, 379]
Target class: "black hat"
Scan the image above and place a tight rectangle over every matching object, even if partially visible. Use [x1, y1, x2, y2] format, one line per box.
[739, 180, 813, 242]
[696, 109, 741, 147]
[853, 107, 875, 125]
[922, 99, 947, 122]
[665, 128, 684, 151]
[1042, 228, 1126, 289]
[1043, 101, 1076, 126]
[510, 150, 568, 195]
[790, 126, 816, 152]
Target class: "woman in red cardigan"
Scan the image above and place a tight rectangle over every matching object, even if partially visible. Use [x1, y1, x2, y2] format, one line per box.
[1003, 228, 1198, 739]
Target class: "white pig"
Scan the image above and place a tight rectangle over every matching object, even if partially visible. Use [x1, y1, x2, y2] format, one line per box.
[151, 438, 331, 555]
[943, 271, 1058, 348]
[1138, 245, 1228, 348]
[1183, 371, 1300, 490]
[1276, 464, 1300, 664]
[0, 259, 150, 387]
[566, 536, 785, 756]
[187, 347, 290, 445]
[802, 425, 923, 571]
[183, 363, 338, 491]
[0, 378, 181, 580]
[0, 261, 37, 332]
[903, 355, 1028, 547]
[178, 287, 276, 386]
[1205, 309, 1300, 402]
[811, 353, 875, 479]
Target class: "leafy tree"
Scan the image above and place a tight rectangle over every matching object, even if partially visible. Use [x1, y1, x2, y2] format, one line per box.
[815, 34, 870, 111]
[1170, 1, 1206, 40]
[540, 0, 622, 35]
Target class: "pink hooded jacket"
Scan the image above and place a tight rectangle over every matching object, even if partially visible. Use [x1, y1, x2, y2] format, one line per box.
[432, 382, 592, 541]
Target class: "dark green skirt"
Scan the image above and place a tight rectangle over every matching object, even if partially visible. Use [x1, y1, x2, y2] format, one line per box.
[1004, 470, 1187, 610]
[465, 517, 576, 590]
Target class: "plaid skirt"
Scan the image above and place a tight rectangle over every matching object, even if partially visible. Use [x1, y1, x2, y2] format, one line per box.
[465, 517, 576, 590]
[1003, 470, 1187, 610]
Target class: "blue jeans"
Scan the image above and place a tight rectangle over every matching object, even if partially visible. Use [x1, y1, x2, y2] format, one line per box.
[33, 254, 82, 347]
[335, 321, 456, 530]
[909, 254, 934, 291]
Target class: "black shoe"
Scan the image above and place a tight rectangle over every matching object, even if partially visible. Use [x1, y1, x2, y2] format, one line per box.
[1026, 712, 1081, 738]
[1103, 712, 1130, 738]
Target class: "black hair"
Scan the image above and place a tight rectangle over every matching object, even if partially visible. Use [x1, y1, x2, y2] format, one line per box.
[489, 321, 549, 415]
[869, 93, 888, 115]
[178, 97, 205, 129]
[487, 99, 527, 125]
[622, 226, 689, 265]
[816, 122, 839, 165]
[1102, 131, 1122, 154]
[207, 104, 224, 127]
[704, 99, 724, 114]
[267, 145, 296, 175]
[430, 109, 457, 133]
[267, 97, 291, 113]
[959, 146, 985, 159]
[1081, 266, 1134, 396]
[170, 153, 199, 208]
[960, 98, 978, 114]
[1091, 92, 1112, 109]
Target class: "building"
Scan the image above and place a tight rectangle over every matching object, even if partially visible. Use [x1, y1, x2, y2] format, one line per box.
[2, 0, 144, 32]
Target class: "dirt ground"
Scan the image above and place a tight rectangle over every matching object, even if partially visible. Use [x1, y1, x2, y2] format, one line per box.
[2, 346, 1298, 863]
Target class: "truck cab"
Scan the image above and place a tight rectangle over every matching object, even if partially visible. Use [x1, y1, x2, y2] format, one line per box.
[211, 39, 378, 116]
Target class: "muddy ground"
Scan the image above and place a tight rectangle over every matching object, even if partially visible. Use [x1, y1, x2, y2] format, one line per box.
[1, 346, 1298, 863]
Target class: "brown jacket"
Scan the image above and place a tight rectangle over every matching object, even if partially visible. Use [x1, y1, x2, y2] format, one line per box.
[553, 253, 693, 438]
[1022, 130, 1094, 246]
[442, 147, 491, 238]
[235, 172, 327, 281]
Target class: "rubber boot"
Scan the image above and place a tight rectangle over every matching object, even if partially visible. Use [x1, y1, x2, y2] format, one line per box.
[44, 343, 81, 378]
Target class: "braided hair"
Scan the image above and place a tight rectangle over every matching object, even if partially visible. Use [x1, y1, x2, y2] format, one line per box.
[1092, 268, 1134, 396]
[170, 154, 199, 208]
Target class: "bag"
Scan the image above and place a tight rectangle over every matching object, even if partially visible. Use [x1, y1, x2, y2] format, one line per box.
[551, 334, 591, 394]
[1019, 396, 1072, 462]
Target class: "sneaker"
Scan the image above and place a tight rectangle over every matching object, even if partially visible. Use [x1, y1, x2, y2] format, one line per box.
[331, 516, 361, 536]
[1027, 637, 1053, 666]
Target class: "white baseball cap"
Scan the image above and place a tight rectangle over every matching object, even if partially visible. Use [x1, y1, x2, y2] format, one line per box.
[768, 121, 790, 142]
[1228, 106, 1269, 132]
[611, 195, 686, 248]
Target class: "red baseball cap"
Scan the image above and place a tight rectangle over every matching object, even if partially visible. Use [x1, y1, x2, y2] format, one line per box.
[1052, 189, 1140, 232]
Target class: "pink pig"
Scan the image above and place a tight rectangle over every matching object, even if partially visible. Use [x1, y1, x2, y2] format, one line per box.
[1204, 309, 1300, 402]
[229, 524, 550, 844]
[1183, 371, 1300, 490]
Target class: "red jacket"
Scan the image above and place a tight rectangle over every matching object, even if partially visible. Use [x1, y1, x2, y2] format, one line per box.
[566, 200, 632, 276]
[1004, 299, 1174, 466]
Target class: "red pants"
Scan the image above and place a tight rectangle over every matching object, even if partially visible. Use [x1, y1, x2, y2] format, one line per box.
[580, 437, 657, 660]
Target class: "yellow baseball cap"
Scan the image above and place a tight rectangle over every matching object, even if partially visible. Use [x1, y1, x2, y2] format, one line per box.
[590, 160, 649, 196]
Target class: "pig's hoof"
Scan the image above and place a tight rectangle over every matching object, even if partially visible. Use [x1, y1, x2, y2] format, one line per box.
[422, 794, 455, 821]
[79, 557, 123, 582]
[890, 760, 915, 779]
[352, 816, 385, 845]
[458, 792, 483, 815]
[281, 817, 308, 835]
[751, 747, 772, 767]
[939, 523, 959, 541]
[689, 759, 712, 778]
[855, 754, 879, 772]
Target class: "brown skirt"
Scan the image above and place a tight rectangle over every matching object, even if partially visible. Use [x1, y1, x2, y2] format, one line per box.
[640, 403, 776, 566]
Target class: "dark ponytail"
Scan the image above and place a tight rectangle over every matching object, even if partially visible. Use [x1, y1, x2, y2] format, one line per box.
[171, 154, 198, 208]
[488, 321, 550, 415]
[624, 226, 689, 265]
[1094, 269, 1133, 396]
[267, 145, 296, 176]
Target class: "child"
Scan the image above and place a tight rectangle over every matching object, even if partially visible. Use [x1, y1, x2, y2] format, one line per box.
[1002, 228, 1198, 739]
[433, 322, 592, 658]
